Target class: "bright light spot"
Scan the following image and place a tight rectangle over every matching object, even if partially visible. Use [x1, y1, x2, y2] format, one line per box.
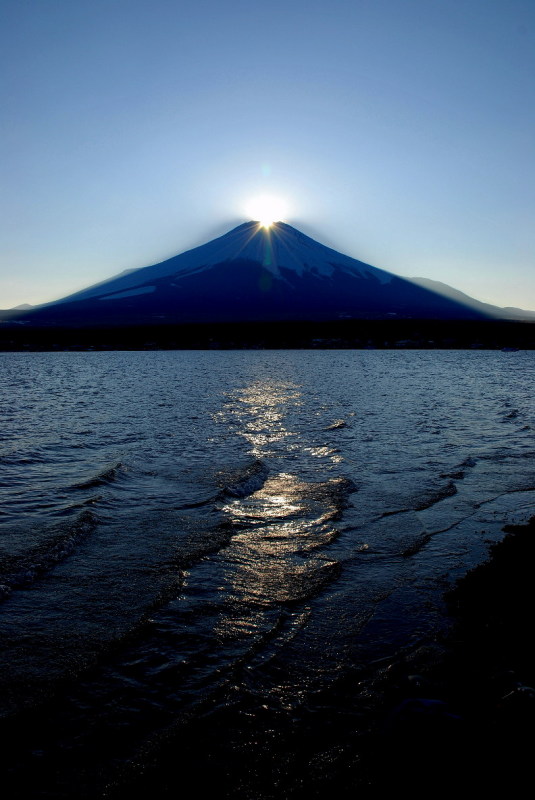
[245, 195, 289, 228]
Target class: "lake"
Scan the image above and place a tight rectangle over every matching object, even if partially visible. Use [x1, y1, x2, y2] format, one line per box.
[1, 350, 533, 797]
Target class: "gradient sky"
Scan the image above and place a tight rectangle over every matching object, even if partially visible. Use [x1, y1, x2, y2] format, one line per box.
[1, 0, 534, 310]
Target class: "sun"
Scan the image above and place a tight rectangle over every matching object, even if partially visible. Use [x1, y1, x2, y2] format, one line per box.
[245, 194, 288, 228]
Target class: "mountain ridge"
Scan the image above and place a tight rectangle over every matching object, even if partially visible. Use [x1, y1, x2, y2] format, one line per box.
[2, 221, 533, 325]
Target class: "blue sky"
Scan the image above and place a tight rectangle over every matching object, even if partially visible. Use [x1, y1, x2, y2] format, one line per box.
[1, 0, 534, 310]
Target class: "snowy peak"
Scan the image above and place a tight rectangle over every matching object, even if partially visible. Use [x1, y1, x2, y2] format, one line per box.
[149, 220, 393, 282]
[12, 220, 520, 327]
[54, 222, 392, 305]
[212, 222, 393, 283]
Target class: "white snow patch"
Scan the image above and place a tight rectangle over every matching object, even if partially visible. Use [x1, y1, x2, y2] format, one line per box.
[55, 222, 393, 304]
[100, 285, 156, 301]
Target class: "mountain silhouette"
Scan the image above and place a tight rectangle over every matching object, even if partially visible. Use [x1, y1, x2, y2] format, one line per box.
[3, 221, 528, 327]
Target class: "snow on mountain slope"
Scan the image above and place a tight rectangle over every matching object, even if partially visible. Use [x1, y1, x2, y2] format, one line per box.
[10, 220, 526, 326]
[46, 221, 393, 306]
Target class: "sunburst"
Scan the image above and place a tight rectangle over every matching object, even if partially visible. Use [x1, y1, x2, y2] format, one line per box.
[245, 194, 288, 228]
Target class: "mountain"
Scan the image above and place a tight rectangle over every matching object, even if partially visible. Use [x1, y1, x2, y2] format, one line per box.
[408, 278, 535, 321]
[2, 222, 531, 327]
[0, 303, 34, 317]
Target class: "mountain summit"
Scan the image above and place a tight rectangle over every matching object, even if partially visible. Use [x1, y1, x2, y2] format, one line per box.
[4, 221, 518, 326]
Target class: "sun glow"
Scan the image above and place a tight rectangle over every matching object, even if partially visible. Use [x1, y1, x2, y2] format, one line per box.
[245, 194, 289, 228]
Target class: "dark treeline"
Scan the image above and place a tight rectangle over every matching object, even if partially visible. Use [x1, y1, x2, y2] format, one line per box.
[1, 318, 534, 351]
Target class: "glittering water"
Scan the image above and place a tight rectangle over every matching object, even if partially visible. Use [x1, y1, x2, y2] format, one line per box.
[1, 350, 533, 797]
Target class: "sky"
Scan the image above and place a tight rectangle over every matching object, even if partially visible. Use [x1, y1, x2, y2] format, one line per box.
[1, 0, 534, 310]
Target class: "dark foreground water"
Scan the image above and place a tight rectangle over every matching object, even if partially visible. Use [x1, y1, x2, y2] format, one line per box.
[1, 350, 534, 797]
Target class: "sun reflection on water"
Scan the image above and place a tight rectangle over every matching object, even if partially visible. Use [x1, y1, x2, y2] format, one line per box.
[234, 381, 303, 457]
[211, 379, 355, 643]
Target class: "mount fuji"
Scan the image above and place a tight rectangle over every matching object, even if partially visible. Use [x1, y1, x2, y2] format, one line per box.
[3, 221, 532, 327]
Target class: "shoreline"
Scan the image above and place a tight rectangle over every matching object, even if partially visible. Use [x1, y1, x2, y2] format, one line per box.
[1, 318, 534, 352]
[360, 515, 535, 795]
[2, 518, 534, 798]
[106, 516, 535, 799]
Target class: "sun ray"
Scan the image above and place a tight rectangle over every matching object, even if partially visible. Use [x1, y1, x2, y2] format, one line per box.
[245, 194, 288, 228]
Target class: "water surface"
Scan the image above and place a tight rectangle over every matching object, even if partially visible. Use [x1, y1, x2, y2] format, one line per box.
[1, 350, 533, 796]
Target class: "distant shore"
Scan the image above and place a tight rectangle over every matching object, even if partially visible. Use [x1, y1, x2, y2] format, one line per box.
[1, 317, 534, 351]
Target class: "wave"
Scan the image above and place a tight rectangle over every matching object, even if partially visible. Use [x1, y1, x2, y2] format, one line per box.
[380, 508, 411, 518]
[501, 409, 519, 421]
[440, 456, 482, 481]
[460, 456, 477, 468]
[414, 480, 457, 511]
[479, 449, 535, 462]
[267, 558, 341, 606]
[220, 459, 269, 499]
[70, 462, 123, 491]
[302, 476, 358, 509]
[474, 484, 535, 509]
[0, 508, 98, 602]
[55, 495, 102, 516]
[174, 497, 217, 510]
[325, 419, 347, 430]
[0, 449, 47, 466]
[440, 469, 465, 480]
[401, 533, 433, 558]
[380, 480, 458, 519]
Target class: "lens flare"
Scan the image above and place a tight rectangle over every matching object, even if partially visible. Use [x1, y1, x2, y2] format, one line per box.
[245, 195, 288, 228]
